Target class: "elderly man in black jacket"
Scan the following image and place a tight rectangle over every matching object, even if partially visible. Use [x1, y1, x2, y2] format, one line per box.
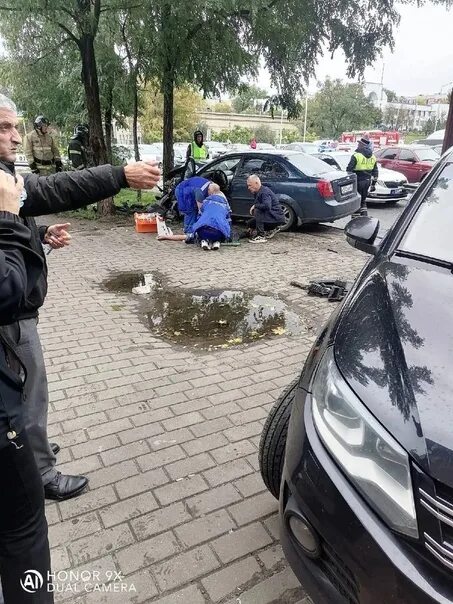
[0, 168, 53, 602]
[246, 174, 286, 243]
[0, 94, 161, 502]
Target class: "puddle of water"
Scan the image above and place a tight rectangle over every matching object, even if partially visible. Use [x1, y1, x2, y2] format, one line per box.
[103, 272, 150, 293]
[102, 273, 302, 349]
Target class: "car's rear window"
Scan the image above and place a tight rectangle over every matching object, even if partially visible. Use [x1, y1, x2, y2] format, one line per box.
[399, 161, 453, 264]
[286, 153, 332, 177]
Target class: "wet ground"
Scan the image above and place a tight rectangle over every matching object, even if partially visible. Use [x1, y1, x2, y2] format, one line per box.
[102, 271, 303, 349]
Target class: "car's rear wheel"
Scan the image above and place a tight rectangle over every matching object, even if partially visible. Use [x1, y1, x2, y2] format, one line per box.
[279, 202, 296, 231]
[259, 378, 298, 499]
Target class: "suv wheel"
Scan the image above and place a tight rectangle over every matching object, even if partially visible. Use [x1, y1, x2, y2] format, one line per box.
[259, 378, 298, 499]
[280, 202, 296, 231]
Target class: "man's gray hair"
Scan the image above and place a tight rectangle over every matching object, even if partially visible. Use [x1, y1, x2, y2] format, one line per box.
[247, 174, 261, 184]
[0, 93, 17, 113]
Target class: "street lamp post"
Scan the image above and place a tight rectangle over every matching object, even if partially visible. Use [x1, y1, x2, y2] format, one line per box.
[303, 95, 308, 142]
[434, 80, 453, 132]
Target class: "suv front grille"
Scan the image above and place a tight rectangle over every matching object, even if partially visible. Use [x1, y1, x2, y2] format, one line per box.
[418, 484, 453, 571]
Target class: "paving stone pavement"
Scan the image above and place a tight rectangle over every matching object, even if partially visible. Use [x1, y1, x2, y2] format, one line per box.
[39, 220, 366, 604]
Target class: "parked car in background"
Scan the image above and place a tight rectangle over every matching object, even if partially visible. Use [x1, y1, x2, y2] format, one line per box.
[376, 145, 440, 183]
[256, 142, 276, 150]
[317, 151, 409, 204]
[229, 143, 250, 152]
[206, 141, 228, 159]
[259, 146, 453, 604]
[190, 149, 360, 230]
[125, 144, 163, 168]
[283, 142, 320, 155]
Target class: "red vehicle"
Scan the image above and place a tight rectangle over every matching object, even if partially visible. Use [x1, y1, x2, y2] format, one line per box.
[375, 144, 440, 183]
[340, 130, 401, 149]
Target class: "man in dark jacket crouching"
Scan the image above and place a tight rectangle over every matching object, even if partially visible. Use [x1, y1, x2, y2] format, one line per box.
[0, 94, 161, 502]
[246, 175, 286, 243]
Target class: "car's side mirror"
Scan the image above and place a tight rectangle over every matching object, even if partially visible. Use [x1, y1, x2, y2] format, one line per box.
[345, 216, 380, 255]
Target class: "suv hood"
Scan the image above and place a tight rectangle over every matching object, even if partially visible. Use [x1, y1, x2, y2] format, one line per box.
[335, 258, 453, 486]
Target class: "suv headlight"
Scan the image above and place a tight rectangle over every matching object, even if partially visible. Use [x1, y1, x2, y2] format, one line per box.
[311, 348, 418, 538]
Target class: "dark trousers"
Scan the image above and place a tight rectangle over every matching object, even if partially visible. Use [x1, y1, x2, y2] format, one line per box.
[247, 218, 282, 237]
[357, 179, 371, 209]
[0, 431, 52, 603]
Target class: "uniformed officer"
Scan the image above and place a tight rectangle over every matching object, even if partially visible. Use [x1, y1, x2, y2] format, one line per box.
[24, 115, 63, 175]
[346, 137, 378, 217]
[186, 130, 209, 161]
[68, 123, 90, 170]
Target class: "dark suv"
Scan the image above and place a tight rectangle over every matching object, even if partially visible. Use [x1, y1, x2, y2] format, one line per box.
[259, 148, 453, 603]
[195, 150, 360, 230]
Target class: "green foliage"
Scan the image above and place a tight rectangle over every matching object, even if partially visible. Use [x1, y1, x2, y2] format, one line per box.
[141, 85, 203, 142]
[306, 79, 382, 138]
[254, 124, 276, 144]
[215, 126, 254, 143]
[384, 88, 398, 103]
[232, 84, 269, 113]
[212, 102, 233, 113]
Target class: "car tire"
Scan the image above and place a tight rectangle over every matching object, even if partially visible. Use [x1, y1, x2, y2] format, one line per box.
[279, 202, 296, 231]
[259, 378, 298, 499]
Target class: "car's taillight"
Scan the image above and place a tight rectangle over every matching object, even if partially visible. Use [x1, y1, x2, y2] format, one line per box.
[316, 180, 334, 199]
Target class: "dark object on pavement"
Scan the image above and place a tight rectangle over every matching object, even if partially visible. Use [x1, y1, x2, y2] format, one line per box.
[258, 149, 453, 604]
[306, 279, 350, 301]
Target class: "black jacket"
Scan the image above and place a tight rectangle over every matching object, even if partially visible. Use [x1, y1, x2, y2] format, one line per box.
[254, 185, 286, 224]
[12, 165, 127, 320]
[68, 137, 88, 170]
[0, 212, 43, 448]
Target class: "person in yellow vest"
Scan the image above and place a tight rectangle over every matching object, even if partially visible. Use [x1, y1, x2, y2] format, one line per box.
[346, 137, 378, 217]
[24, 116, 63, 176]
[186, 130, 209, 161]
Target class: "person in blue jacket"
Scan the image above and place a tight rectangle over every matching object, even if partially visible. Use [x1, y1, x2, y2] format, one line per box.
[190, 183, 231, 250]
[174, 176, 210, 233]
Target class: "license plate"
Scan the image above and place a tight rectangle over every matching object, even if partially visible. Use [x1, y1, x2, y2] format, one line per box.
[341, 184, 353, 195]
[391, 188, 402, 195]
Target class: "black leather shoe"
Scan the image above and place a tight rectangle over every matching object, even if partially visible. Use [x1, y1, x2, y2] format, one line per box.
[44, 473, 89, 501]
[50, 442, 60, 455]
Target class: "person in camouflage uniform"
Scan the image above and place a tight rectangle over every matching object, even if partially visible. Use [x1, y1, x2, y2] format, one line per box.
[24, 116, 63, 176]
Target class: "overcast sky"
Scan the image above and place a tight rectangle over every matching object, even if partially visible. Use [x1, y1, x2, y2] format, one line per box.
[257, 3, 453, 97]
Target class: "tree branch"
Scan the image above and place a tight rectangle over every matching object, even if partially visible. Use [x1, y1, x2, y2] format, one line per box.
[28, 37, 72, 65]
[55, 21, 80, 45]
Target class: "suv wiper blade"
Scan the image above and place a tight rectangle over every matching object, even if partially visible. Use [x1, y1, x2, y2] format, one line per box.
[396, 250, 453, 271]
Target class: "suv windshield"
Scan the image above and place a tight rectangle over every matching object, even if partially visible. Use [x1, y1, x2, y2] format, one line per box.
[414, 147, 440, 161]
[399, 161, 453, 264]
[287, 153, 332, 177]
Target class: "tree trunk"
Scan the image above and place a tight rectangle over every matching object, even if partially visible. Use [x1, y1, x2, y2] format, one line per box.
[161, 5, 175, 180]
[79, 33, 114, 216]
[105, 81, 113, 163]
[162, 68, 174, 180]
[442, 90, 453, 154]
[132, 68, 141, 203]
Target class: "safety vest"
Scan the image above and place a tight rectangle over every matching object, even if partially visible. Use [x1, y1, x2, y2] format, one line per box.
[353, 152, 376, 171]
[191, 142, 208, 160]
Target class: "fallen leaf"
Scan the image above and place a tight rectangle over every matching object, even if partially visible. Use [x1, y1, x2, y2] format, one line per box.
[272, 326, 286, 335]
